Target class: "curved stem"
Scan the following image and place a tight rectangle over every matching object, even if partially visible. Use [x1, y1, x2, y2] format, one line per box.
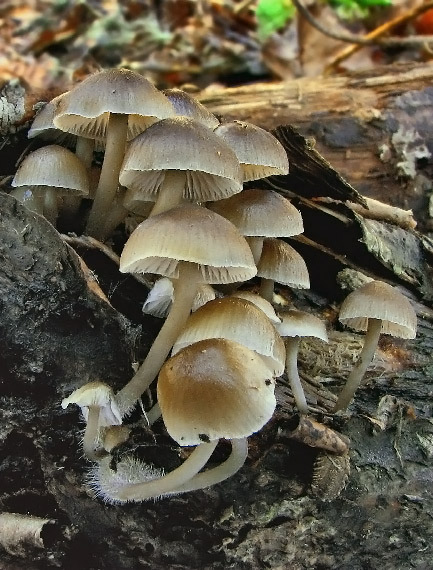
[246, 236, 264, 266]
[83, 405, 101, 461]
[259, 278, 275, 303]
[333, 318, 382, 412]
[168, 438, 248, 494]
[116, 262, 201, 416]
[118, 441, 218, 501]
[149, 170, 186, 217]
[85, 113, 128, 239]
[285, 337, 309, 414]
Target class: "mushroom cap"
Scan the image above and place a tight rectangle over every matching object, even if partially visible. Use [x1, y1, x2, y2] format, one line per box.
[339, 280, 417, 339]
[230, 291, 281, 324]
[276, 310, 328, 342]
[163, 88, 219, 129]
[12, 145, 89, 196]
[158, 338, 277, 445]
[119, 204, 257, 284]
[209, 188, 303, 237]
[214, 120, 289, 182]
[257, 238, 310, 289]
[53, 68, 174, 140]
[172, 297, 286, 376]
[119, 116, 242, 202]
[61, 381, 121, 426]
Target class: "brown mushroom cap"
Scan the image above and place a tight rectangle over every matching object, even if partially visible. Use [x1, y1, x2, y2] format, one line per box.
[119, 116, 242, 202]
[163, 88, 219, 129]
[172, 297, 286, 376]
[209, 188, 303, 237]
[119, 204, 256, 284]
[276, 310, 328, 342]
[230, 291, 281, 324]
[214, 120, 289, 182]
[53, 68, 174, 140]
[158, 338, 277, 445]
[257, 238, 310, 289]
[12, 145, 89, 196]
[339, 280, 417, 339]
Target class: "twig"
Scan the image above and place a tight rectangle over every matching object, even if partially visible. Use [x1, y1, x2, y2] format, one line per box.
[292, 0, 433, 48]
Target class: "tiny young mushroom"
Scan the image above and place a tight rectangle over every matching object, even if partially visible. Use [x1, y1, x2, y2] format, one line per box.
[275, 309, 328, 414]
[61, 381, 122, 461]
[116, 203, 256, 416]
[11, 145, 89, 224]
[91, 338, 277, 502]
[162, 88, 220, 129]
[333, 280, 417, 412]
[53, 68, 174, 239]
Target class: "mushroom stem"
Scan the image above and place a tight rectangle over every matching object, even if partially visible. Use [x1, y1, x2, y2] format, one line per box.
[149, 170, 186, 217]
[117, 440, 218, 501]
[85, 113, 128, 240]
[168, 438, 248, 494]
[116, 262, 202, 416]
[75, 137, 95, 170]
[285, 337, 309, 414]
[246, 236, 264, 265]
[82, 405, 102, 461]
[259, 277, 275, 303]
[333, 317, 382, 412]
[42, 187, 59, 224]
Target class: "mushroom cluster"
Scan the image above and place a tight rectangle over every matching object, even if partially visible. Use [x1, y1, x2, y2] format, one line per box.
[19, 68, 417, 503]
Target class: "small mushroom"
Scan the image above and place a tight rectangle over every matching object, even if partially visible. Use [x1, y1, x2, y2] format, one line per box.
[333, 280, 417, 412]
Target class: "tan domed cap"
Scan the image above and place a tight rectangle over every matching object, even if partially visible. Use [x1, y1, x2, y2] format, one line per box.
[158, 338, 277, 445]
[163, 88, 219, 129]
[12, 145, 89, 196]
[172, 297, 286, 376]
[214, 120, 289, 182]
[209, 188, 303, 237]
[119, 116, 242, 202]
[257, 238, 310, 289]
[53, 68, 174, 140]
[230, 291, 281, 324]
[339, 280, 417, 339]
[119, 204, 256, 284]
[276, 310, 328, 342]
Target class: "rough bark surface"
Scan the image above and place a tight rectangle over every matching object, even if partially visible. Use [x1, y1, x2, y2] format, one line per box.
[0, 63, 432, 569]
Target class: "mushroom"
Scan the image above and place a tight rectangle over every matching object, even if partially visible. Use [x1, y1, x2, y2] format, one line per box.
[91, 338, 276, 502]
[119, 116, 242, 217]
[230, 290, 281, 324]
[163, 88, 220, 128]
[116, 204, 256, 416]
[209, 188, 303, 264]
[333, 280, 417, 412]
[275, 309, 328, 414]
[53, 68, 174, 239]
[11, 145, 89, 224]
[61, 381, 121, 461]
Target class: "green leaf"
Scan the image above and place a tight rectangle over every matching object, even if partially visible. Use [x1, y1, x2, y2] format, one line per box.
[256, 0, 295, 40]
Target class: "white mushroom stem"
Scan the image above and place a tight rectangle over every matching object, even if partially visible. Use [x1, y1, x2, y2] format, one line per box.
[167, 438, 248, 495]
[117, 440, 218, 501]
[149, 170, 186, 217]
[82, 405, 101, 461]
[75, 137, 95, 170]
[86, 113, 128, 239]
[285, 337, 309, 414]
[333, 317, 383, 412]
[246, 236, 264, 265]
[259, 278, 275, 303]
[116, 262, 202, 416]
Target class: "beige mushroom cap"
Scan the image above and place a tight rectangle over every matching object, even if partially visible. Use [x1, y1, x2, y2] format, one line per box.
[53, 68, 174, 140]
[172, 297, 286, 376]
[339, 280, 417, 339]
[209, 188, 303, 237]
[61, 381, 121, 426]
[158, 338, 277, 446]
[119, 116, 242, 202]
[214, 120, 289, 182]
[257, 238, 310, 289]
[276, 310, 328, 342]
[230, 291, 281, 324]
[119, 204, 256, 284]
[163, 88, 219, 129]
[12, 145, 89, 196]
